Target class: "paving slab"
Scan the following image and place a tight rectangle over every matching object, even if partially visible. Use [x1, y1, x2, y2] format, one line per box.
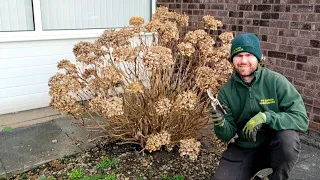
[297, 143, 319, 163]
[0, 119, 83, 176]
[290, 154, 320, 180]
[53, 117, 102, 151]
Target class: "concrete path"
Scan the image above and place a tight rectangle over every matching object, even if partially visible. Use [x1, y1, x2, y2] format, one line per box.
[0, 117, 98, 177]
[0, 116, 319, 179]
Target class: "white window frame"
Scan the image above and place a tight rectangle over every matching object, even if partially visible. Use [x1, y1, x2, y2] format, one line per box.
[0, 0, 156, 43]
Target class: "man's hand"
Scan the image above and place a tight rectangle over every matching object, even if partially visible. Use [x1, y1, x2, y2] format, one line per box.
[210, 106, 225, 127]
[242, 112, 267, 142]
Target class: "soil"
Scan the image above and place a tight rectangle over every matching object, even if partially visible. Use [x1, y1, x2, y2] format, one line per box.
[8, 132, 226, 180]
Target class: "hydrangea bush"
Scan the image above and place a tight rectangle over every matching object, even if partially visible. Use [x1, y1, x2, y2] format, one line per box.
[49, 7, 233, 160]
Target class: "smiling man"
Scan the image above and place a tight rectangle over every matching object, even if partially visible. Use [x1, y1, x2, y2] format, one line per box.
[211, 33, 309, 180]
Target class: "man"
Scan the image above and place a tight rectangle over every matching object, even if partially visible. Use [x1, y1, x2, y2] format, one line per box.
[211, 33, 309, 180]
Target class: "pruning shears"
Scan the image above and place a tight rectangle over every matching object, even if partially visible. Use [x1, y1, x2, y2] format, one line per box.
[207, 88, 239, 143]
[206, 88, 226, 115]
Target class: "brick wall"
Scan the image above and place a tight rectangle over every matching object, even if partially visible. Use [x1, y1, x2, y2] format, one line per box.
[157, 0, 320, 134]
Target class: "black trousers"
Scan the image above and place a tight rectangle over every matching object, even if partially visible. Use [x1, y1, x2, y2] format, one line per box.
[213, 130, 301, 180]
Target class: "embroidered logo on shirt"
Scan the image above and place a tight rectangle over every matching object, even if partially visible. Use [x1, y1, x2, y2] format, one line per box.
[260, 98, 275, 105]
[232, 46, 244, 55]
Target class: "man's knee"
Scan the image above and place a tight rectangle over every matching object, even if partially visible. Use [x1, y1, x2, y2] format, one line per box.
[271, 130, 301, 161]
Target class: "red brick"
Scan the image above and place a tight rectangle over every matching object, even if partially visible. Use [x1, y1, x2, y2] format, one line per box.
[296, 63, 318, 73]
[314, 99, 320, 108]
[286, 0, 303, 3]
[304, 88, 320, 98]
[301, 13, 317, 22]
[261, 42, 278, 51]
[294, 79, 315, 89]
[288, 37, 310, 46]
[292, 5, 314, 13]
[280, 60, 295, 69]
[306, 104, 313, 113]
[270, 20, 290, 29]
[259, 27, 278, 35]
[243, 12, 261, 18]
[243, 26, 260, 34]
[279, 45, 294, 54]
[312, 115, 320, 124]
[313, 107, 320, 115]
[302, 95, 314, 105]
[306, 73, 320, 83]
[309, 121, 320, 132]
[284, 69, 305, 78]
[304, 48, 320, 57]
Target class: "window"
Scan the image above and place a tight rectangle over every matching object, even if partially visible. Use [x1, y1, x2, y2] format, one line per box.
[0, 0, 34, 32]
[0, 0, 155, 42]
[40, 0, 151, 30]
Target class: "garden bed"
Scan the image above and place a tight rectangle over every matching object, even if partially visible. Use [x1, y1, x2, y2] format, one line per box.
[9, 133, 225, 180]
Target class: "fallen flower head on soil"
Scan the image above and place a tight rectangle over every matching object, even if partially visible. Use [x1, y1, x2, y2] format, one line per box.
[49, 7, 233, 160]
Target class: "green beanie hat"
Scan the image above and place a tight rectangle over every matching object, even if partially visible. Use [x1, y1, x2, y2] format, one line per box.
[230, 33, 262, 62]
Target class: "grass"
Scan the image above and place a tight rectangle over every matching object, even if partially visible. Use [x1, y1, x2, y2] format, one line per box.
[96, 156, 119, 173]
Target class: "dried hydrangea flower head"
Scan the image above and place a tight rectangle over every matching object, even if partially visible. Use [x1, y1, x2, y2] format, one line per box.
[125, 82, 144, 94]
[179, 138, 201, 161]
[129, 16, 145, 26]
[155, 97, 173, 116]
[49, 73, 85, 116]
[73, 42, 106, 64]
[143, 46, 173, 71]
[113, 46, 139, 62]
[129, 16, 145, 33]
[184, 29, 208, 44]
[203, 15, 223, 30]
[151, 6, 188, 27]
[145, 131, 171, 152]
[219, 32, 234, 44]
[96, 28, 134, 48]
[174, 91, 198, 111]
[57, 59, 77, 75]
[89, 96, 124, 118]
[195, 66, 219, 91]
[177, 42, 195, 57]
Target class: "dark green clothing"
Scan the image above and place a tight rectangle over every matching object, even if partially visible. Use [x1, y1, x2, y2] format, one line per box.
[214, 64, 309, 148]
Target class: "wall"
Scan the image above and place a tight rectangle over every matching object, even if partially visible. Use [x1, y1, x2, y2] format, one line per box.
[0, 37, 96, 115]
[157, 0, 320, 135]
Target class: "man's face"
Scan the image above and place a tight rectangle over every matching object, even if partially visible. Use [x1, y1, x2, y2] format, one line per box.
[233, 52, 259, 77]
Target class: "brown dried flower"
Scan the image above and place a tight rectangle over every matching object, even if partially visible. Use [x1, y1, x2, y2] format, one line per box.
[155, 97, 173, 116]
[179, 138, 201, 161]
[143, 46, 173, 71]
[96, 28, 134, 48]
[145, 131, 171, 152]
[89, 96, 124, 118]
[129, 16, 145, 26]
[177, 42, 195, 57]
[125, 82, 144, 94]
[113, 46, 139, 62]
[195, 66, 218, 91]
[174, 91, 197, 111]
[101, 66, 123, 86]
[219, 32, 234, 44]
[57, 59, 77, 74]
[203, 15, 223, 30]
[184, 29, 208, 44]
[73, 42, 105, 64]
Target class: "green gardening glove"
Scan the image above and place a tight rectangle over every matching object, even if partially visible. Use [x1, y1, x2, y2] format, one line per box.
[242, 112, 267, 142]
[210, 106, 225, 127]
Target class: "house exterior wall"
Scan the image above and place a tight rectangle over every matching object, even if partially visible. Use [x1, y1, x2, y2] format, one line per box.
[157, 0, 320, 134]
[0, 37, 97, 115]
[0, 0, 156, 126]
